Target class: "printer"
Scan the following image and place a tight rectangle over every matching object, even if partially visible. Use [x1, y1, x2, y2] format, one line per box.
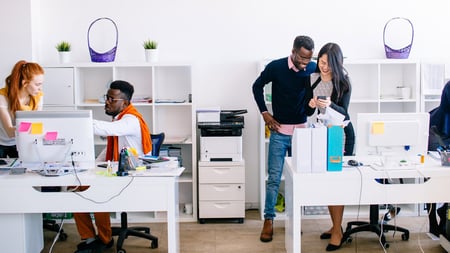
[198, 110, 246, 162]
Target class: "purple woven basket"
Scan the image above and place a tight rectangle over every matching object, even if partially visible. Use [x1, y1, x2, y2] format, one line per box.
[383, 17, 414, 59]
[87, 17, 118, 62]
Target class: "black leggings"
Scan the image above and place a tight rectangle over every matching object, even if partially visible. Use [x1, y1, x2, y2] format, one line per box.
[0, 145, 18, 158]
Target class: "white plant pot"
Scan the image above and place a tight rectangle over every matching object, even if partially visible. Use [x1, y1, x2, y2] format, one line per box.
[145, 49, 159, 63]
[58, 51, 71, 64]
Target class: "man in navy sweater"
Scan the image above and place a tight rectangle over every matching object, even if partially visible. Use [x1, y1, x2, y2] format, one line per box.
[252, 35, 316, 242]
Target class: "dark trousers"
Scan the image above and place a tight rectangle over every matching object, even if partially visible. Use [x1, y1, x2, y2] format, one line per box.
[427, 203, 448, 237]
[0, 145, 18, 158]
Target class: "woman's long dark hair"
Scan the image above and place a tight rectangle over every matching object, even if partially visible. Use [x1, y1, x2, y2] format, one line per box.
[315, 43, 350, 100]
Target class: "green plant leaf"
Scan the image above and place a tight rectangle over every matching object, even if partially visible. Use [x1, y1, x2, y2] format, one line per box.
[143, 40, 158, 49]
[55, 41, 71, 52]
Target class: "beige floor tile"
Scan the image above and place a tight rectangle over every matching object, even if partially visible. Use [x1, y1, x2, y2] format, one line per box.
[41, 210, 446, 253]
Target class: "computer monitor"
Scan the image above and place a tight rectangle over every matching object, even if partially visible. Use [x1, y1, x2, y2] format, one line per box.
[355, 112, 430, 158]
[15, 110, 96, 170]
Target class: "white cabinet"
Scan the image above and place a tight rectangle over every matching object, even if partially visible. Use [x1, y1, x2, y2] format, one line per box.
[198, 160, 245, 223]
[43, 67, 74, 106]
[43, 62, 197, 222]
[344, 59, 421, 121]
[257, 59, 424, 220]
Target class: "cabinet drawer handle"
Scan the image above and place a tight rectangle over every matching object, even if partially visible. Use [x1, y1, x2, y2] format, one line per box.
[213, 185, 231, 191]
[213, 167, 231, 174]
[214, 202, 231, 208]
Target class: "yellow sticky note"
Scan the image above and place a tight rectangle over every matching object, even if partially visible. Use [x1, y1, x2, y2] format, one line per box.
[31, 122, 43, 134]
[371, 122, 384, 134]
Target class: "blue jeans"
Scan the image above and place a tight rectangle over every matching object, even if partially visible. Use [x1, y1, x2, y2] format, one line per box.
[264, 131, 292, 220]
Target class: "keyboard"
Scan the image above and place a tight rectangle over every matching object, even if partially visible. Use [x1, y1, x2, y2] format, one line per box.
[369, 162, 424, 171]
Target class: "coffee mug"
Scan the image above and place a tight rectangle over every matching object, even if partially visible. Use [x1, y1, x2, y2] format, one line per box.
[396, 86, 411, 99]
[184, 203, 193, 215]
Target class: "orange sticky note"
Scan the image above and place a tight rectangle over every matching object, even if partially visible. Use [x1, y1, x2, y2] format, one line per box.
[371, 122, 385, 134]
[31, 122, 43, 134]
[45, 131, 58, 140]
[18, 122, 32, 132]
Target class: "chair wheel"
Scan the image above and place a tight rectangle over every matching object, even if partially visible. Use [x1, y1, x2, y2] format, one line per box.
[151, 240, 158, 249]
[384, 243, 390, 248]
[401, 233, 409, 241]
[58, 232, 68, 241]
[117, 249, 126, 253]
[345, 237, 353, 244]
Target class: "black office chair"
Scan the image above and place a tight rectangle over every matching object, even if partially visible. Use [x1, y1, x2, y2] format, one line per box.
[343, 179, 409, 248]
[111, 132, 165, 253]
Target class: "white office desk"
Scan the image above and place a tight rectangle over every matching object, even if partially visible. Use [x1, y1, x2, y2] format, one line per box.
[0, 167, 184, 253]
[284, 157, 450, 253]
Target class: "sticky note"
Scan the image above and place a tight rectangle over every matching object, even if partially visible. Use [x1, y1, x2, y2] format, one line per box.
[371, 122, 385, 134]
[18, 122, 32, 132]
[45, 131, 58, 140]
[31, 122, 43, 134]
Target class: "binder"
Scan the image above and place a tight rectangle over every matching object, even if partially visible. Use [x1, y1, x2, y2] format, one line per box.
[292, 128, 312, 173]
[327, 125, 343, 172]
[311, 126, 327, 173]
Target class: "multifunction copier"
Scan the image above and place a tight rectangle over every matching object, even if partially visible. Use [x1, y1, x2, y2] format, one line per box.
[197, 110, 246, 162]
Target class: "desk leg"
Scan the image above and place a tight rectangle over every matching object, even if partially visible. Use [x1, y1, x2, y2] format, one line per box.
[285, 169, 301, 253]
[167, 179, 180, 253]
[0, 213, 43, 253]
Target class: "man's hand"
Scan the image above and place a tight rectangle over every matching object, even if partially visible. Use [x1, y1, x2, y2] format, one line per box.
[262, 112, 280, 131]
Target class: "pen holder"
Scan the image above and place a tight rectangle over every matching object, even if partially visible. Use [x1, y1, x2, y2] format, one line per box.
[117, 148, 132, 176]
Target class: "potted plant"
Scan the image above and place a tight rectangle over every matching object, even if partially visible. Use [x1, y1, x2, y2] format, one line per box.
[143, 39, 158, 62]
[55, 41, 71, 63]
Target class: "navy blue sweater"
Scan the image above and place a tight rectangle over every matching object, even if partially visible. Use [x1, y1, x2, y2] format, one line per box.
[252, 57, 316, 124]
[430, 80, 450, 136]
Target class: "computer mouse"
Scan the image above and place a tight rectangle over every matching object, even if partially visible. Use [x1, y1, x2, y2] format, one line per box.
[348, 159, 361, 166]
[0, 159, 7, 165]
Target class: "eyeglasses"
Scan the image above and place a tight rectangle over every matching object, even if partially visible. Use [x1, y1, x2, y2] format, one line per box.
[293, 52, 312, 65]
[103, 94, 124, 103]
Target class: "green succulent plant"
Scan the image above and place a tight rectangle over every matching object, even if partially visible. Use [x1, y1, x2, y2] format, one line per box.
[55, 41, 71, 52]
[143, 40, 158, 50]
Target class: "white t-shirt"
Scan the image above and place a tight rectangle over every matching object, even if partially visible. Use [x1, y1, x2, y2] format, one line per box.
[0, 94, 43, 146]
[93, 114, 150, 161]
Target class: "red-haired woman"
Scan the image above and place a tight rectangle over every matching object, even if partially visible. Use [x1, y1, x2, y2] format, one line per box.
[0, 60, 44, 158]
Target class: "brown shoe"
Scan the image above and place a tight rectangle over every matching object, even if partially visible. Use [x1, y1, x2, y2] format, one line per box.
[260, 219, 273, 242]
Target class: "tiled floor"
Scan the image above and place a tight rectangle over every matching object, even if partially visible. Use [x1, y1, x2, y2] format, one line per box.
[41, 210, 447, 253]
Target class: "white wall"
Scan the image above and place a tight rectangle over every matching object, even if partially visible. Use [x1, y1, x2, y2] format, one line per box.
[0, 0, 33, 81]
[3, 0, 450, 206]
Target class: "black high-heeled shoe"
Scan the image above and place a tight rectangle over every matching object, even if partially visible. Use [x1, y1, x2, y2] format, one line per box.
[325, 229, 344, 251]
[326, 241, 342, 251]
[320, 226, 343, 240]
[320, 232, 331, 240]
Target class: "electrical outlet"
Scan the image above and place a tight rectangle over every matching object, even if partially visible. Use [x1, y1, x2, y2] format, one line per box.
[71, 151, 86, 157]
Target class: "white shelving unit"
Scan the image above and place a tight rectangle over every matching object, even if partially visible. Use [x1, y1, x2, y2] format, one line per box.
[43, 62, 197, 222]
[258, 59, 428, 220]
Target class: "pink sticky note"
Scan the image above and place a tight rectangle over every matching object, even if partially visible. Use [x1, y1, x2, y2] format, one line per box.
[45, 131, 58, 141]
[18, 122, 32, 132]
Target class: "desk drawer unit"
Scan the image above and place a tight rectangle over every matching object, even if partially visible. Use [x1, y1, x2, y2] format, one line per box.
[199, 184, 245, 200]
[199, 164, 245, 183]
[199, 201, 245, 218]
[198, 160, 245, 222]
